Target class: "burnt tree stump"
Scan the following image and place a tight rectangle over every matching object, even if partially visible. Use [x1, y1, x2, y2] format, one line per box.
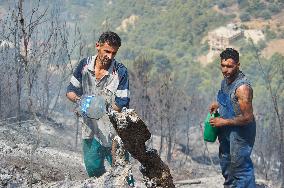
[109, 109, 175, 188]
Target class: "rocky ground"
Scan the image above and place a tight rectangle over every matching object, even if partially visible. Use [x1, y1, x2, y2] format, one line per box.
[0, 112, 275, 188]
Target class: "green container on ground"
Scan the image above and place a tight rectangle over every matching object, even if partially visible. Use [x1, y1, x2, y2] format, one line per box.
[203, 112, 220, 142]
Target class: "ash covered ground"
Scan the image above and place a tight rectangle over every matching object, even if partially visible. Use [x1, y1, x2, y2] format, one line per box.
[0, 112, 272, 188]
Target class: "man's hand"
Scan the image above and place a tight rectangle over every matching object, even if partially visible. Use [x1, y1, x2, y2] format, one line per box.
[209, 102, 219, 114]
[112, 103, 122, 112]
[209, 117, 228, 127]
[66, 92, 81, 103]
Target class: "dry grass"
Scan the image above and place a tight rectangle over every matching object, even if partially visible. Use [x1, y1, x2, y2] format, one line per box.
[262, 39, 284, 58]
[242, 9, 284, 30]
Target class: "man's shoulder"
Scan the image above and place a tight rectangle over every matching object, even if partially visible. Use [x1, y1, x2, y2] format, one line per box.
[234, 76, 253, 96]
[114, 60, 128, 76]
[75, 57, 92, 72]
[79, 57, 92, 66]
[75, 57, 87, 68]
[236, 74, 252, 88]
[236, 84, 252, 91]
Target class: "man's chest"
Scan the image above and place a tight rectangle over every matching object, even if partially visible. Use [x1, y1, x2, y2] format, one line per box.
[82, 70, 119, 93]
[95, 68, 107, 81]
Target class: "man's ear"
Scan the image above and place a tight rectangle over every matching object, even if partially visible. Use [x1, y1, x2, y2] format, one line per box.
[95, 42, 100, 50]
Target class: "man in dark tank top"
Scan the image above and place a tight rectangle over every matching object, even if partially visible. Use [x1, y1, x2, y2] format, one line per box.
[209, 48, 256, 188]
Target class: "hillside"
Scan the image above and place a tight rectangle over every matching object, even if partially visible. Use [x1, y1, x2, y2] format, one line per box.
[0, 112, 272, 187]
[0, 0, 283, 187]
[59, 0, 284, 62]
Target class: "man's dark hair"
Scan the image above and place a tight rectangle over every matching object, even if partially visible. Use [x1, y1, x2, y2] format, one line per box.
[220, 48, 239, 63]
[98, 31, 121, 47]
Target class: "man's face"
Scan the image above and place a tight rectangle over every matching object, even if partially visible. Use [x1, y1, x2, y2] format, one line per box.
[220, 58, 240, 81]
[96, 42, 119, 66]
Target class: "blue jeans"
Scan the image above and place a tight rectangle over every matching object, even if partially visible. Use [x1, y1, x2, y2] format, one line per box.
[219, 130, 255, 188]
[217, 88, 256, 188]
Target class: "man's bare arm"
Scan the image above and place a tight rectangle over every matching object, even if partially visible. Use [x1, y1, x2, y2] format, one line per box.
[112, 103, 122, 112]
[226, 84, 254, 126]
[209, 85, 254, 127]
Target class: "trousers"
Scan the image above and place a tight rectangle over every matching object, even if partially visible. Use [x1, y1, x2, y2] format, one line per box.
[219, 129, 256, 188]
[82, 138, 112, 177]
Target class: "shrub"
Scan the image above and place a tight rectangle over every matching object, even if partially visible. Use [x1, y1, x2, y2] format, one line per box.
[240, 12, 251, 21]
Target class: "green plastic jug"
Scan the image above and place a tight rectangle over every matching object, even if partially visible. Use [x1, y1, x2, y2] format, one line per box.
[203, 112, 220, 142]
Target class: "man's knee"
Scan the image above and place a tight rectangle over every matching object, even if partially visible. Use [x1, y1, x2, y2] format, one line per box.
[230, 155, 255, 188]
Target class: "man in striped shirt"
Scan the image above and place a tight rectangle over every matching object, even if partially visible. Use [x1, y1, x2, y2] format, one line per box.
[66, 31, 130, 177]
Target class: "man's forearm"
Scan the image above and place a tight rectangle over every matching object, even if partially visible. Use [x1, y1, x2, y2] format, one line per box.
[112, 103, 122, 112]
[225, 114, 254, 126]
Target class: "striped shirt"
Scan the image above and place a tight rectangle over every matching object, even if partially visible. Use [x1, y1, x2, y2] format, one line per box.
[67, 56, 130, 146]
[67, 56, 130, 108]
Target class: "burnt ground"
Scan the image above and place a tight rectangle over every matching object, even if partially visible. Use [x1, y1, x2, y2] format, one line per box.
[0, 112, 274, 188]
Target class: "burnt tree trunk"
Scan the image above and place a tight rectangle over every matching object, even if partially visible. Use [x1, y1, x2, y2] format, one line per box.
[109, 109, 175, 188]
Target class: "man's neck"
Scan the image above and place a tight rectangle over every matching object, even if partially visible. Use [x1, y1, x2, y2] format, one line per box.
[95, 57, 110, 71]
[226, 70, 240, 84]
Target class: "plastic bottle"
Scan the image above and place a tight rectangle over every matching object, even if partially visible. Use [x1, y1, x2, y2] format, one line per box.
[80, 95, 106, 119]
[203, 112, 220, 142]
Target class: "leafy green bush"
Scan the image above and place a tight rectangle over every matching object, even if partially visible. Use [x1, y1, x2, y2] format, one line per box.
[237, 0, 249, 9]
[268, 4, 281, 13]
[260, 10, 272, 20]
[240, 12, 251, 21]
[265, 28, 277, 40]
